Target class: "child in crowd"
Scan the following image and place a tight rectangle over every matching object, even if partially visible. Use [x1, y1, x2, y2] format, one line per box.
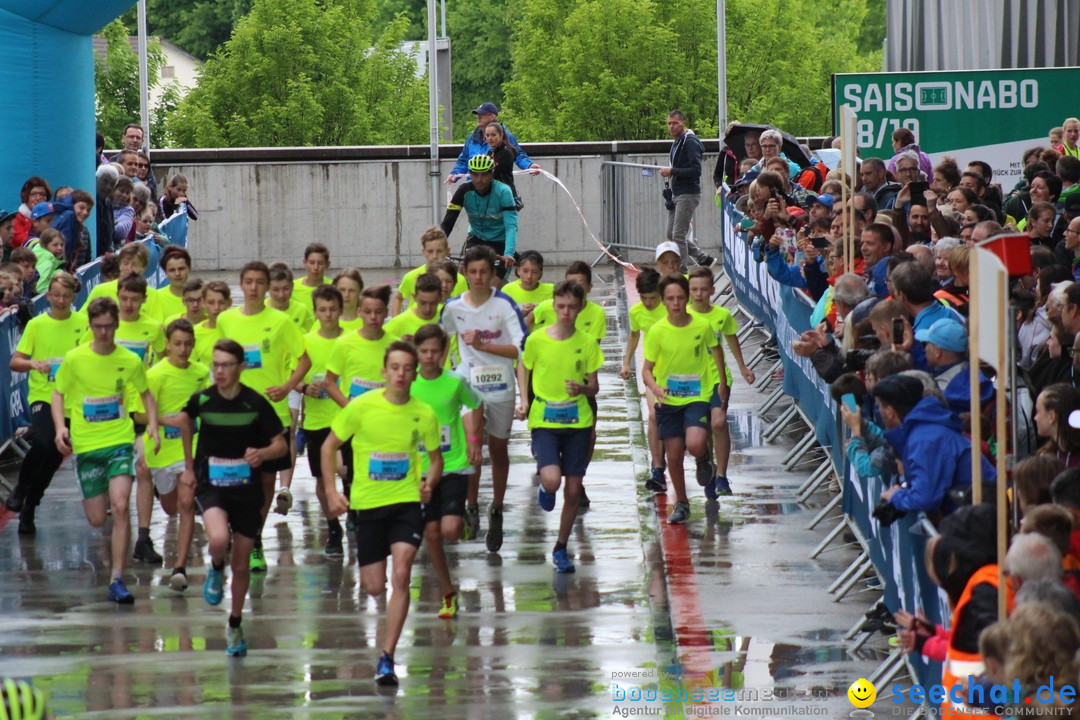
[293, 243, 332, 306]
[501, 250, 552, 325]
[621, 268, 667, 490]
[392, 227, 466, 316]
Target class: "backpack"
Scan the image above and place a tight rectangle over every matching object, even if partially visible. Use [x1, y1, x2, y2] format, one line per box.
[795, 161, 828, 193]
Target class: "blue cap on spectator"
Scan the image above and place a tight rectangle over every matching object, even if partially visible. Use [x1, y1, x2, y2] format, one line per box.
[914, 318, 967, 353]
[0, 208, 16, 225]
[473, 102, 499, 115]
[30, 202, 55, 220]
[810, 193, 834, 210]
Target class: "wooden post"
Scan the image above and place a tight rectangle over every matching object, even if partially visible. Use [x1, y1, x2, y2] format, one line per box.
[969, 250, 983, 506]
[996, 269, 1008, 621]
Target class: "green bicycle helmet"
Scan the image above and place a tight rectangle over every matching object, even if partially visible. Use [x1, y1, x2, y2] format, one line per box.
[0, 679, 47, 720]
[467, 154, 495, 173]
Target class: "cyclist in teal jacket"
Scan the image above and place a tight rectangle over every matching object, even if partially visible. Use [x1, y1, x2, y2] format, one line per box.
[441, 154, 519, 286]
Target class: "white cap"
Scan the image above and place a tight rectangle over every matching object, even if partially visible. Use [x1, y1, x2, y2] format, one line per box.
[655, 241, 681, 260]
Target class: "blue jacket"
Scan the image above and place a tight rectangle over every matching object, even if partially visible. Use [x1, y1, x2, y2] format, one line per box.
[451, 124, 533, 176]
[764, 246, 807, 288]
[49, 194, 82, 268]
[937, 362, 994, 417]
[868, 257, 889, 297]
[884, 396, 996, 514]
[669, 130, 704, 196]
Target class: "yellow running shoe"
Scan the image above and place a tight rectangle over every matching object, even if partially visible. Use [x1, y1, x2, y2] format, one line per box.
[438, 591, 459, 619]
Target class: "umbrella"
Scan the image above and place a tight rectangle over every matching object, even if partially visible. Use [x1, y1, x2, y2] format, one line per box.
[722, 123, 813, 169]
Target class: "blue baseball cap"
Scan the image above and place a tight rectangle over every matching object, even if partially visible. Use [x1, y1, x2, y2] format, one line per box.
[914, 318, 967, 353]
[30, 202, 55, 220]
[810, 193, 834, 210]
[472, 102, 499, 115]
[0, 208, 16, 224]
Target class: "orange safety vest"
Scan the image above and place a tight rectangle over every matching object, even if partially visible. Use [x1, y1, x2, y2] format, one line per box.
[940, 564, 1014, 717]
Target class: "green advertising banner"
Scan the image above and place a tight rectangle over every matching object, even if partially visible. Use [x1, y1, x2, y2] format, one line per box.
[832, 67, 1080, 185]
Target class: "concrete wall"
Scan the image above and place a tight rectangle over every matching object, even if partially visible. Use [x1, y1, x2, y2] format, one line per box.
[155, 142, 726, 271]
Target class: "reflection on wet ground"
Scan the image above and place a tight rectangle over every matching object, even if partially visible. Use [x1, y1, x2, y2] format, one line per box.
[0, 270, 883, 718]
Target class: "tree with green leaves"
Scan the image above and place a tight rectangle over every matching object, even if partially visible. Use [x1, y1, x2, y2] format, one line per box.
[167, 0, 429, 147]
[120, 0, 253, 60]
[95, 20, 178, 148]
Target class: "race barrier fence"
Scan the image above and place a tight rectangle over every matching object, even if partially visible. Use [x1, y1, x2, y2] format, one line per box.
[718, 199, 949, 700]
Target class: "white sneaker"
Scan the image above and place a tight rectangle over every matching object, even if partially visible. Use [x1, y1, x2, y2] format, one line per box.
[274, 487, 293, 515]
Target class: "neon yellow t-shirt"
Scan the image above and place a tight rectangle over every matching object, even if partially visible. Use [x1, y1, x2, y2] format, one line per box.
[267, 298, 315, 334]
[689, 305, 737, 387]
[193, 320, 223, 366]
[145, 359, 210, 468]
[340, 315, 364, 333]
[15, 311, 88, 405]
[629, 301, 666, 335]
[85, 279, 164, 322]
[398, 264, 467, 305]
[55, 343, 149, 454]
[523, 328, 604, 429]
[216, 306, 305, 424]
[292, 277, 331, 306]
[157, 288, 186, 321]
[643, 315, 718, 406]
[302, 329, 343, 431]
[532, 298, 607, 340]
[326, 330, 398, 399]
[385, 307, 456, 368]
[330, 389, 440, 510]
[502, 280, 554, 308]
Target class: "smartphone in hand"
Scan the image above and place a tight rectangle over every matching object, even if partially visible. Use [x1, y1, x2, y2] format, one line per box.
[841, 393, 858, 412]
[892, 317, 905, 345]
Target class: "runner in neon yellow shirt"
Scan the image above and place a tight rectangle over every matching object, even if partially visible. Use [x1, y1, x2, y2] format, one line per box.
[164, 279, 207, 328]
[642, 273, 727, 525]
[84, 242, 163, 321]
[384, 272, 445, 367]
[6, 272, 86, 534]
[334, 267, 365, 333]
[194, 281, 230, 366]
[620, 269, 667, 491]
[157, 246, 193, 321]
[688, 267, 756, 500]
[141, 319, 211, 592]
[392, 227, 467, 316]
[515, 280, 602, 574]
[320, 342, 443, 687]
[501, 250, 553, 325]
[531, 261, 606, 341]
[53, 296, 159, 604]
[326, 285, 398, 406]
[216, 261, 311, 572]
[411, 324, 483, 618]
[297, 284, 350, 557]
[292, 242, 332, 306]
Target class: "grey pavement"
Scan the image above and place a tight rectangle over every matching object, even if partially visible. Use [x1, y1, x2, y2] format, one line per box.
[0, 267, 887, 718]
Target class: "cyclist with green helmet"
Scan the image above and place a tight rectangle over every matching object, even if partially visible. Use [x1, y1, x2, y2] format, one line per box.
[440, 154, 519, 287]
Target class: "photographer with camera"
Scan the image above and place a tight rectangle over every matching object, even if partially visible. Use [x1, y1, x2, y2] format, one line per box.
[660, 110, 714, 268]
[869, 374, 995, 518]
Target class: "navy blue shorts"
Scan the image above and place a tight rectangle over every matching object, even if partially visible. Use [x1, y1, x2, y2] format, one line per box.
[709, 384, 729, 411]
[532, 427, 592, 477]
[655, 402, 710, 439]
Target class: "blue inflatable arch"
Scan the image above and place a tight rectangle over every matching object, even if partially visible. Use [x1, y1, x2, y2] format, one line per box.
[0, 1, 134, 240]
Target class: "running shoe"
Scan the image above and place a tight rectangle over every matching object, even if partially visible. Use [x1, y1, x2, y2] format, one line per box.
[578, 487, 590, 509]
[462, 506, 480, 541]
[438, 591, 459, 619]
[249, 546, 268, 573]
[485, 506, 504, 553]
[695, 455, 716, 487]
[644, 468, 666, 494]
[668, 501, 691, 525]
[274, 487, 293, 516]
[295, 428, 307, 456]
[226, 625, 247, 657]
[107, 578, 135, 604]
[203, 567, 225, 605]
[17, 507, 35, 536]
[325, 526, 344, 557]
[4, 490, 23, 513]
[714, 475, 733, 496]
[133, 537, 163, 564]
[375, 652, 398, 686]
[552, 548, 576, 573]
[704, 479, 718, 501]
[169, 568, 188, 592]
[537, 485, 556, 512]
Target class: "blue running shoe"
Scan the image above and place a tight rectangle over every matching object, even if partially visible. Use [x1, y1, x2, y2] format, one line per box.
[552, 548, 576, 573]
[226, 624, 247, 657]
[705, 478, 718, 501]
[537, 485, 556, 512]
[107, 578, 135, 604]
[375, 652, 398, 686]
[203, 567, 225, 606]
[714, 475, 733, 496]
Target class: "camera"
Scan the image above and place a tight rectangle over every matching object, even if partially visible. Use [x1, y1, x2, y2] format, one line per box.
[662, 184, 675, 211]
[845, 348, 876, 373]
[872, 501, 906, 527]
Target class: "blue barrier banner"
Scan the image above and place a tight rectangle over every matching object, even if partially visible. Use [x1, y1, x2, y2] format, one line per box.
[720, 198, 949, 688]
[159, 205, 189, 248]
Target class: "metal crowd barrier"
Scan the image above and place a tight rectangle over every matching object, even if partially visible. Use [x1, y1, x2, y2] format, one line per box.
[717, 199, 949, 708]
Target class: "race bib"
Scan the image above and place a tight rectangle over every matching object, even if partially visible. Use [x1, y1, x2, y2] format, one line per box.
[163, 414, 182, 440]
[470, 364, 509, 394]
[543, 400, 580, 425]
[667, 373, 701, 398]
[311, 373, 330, 399]
[208, 457, 251, 487]
[118, 339, 149, 362]
[369, 451, 409, 481]
[440, 424, 452, 452]
[349, 377, 384, 398]
[84, 395, 122, 423]
[243, 344, 262, 369]
[47, 357, 63, 382]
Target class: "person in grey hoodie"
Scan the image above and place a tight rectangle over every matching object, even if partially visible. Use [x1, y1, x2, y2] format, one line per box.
[660, 110, 713, 268]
